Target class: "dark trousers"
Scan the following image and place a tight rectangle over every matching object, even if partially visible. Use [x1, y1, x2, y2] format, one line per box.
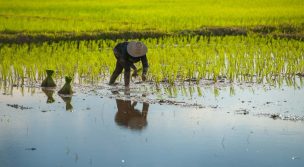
[109, 58, 131, 86]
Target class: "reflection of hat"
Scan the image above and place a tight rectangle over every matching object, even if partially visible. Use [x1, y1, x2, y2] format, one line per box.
[127, 41, 148, 57]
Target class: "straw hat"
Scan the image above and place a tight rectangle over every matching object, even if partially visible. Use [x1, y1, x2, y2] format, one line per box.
[127, 41, 148, 57]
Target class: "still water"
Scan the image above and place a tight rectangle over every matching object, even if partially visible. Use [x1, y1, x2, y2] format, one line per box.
[0, 83, 304, 167]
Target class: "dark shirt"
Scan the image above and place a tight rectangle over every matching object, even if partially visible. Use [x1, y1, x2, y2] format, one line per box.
[114, 42, 149, 75]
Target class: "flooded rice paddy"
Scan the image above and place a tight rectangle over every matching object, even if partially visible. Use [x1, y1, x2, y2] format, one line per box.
[0, 78, 304, 167]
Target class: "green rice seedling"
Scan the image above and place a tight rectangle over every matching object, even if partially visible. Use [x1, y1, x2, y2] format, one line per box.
[213, 86, 220, 97]
[41, 70, 56, 87]
[58, 76, 73, 95]
[196, 86, 203, 97]
[0, 0, 303, 39]
[0, 35, 303, 87]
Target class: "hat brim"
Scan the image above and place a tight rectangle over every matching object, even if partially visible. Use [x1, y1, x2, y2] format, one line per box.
[127, 41, 148, 57]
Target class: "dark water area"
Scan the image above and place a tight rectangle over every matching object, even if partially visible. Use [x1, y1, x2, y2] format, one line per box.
[0, 82, 304, 167]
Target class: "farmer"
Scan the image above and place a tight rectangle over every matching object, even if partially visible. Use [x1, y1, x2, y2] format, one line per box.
[109, 41, 149, 86]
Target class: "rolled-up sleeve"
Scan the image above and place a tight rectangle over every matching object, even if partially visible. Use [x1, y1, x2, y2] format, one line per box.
[141, 55, 149, 75]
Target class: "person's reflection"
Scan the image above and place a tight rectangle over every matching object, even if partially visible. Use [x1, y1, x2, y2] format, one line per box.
[113, 88, 149, 130]
[59, 95, 73, 112]
[42, 88, 55, 103]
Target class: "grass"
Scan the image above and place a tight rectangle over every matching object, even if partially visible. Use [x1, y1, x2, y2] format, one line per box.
[0, 0, 303, 86]
[0, 0, 303, 34]
[0, 36, 303, 86]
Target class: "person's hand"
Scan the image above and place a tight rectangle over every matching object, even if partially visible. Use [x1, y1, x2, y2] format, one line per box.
[132, 70, 138, 77]
[142, 74, 147, 81]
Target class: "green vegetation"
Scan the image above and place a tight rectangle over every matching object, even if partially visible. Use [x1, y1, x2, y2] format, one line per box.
[0, 0, 303, 86]
[0, 36, 303, 85]
[41, 70, 56, 87]
[0, 0, 303, 36]
[58, 76, 73, 95]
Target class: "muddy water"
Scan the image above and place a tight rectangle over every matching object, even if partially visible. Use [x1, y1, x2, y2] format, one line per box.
[0, 82, 304, 167]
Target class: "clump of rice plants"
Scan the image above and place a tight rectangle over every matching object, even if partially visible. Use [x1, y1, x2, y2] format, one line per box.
[41, 70, 56, 87]
[0, 36, 303, 87]
[58, 76, 73, 95]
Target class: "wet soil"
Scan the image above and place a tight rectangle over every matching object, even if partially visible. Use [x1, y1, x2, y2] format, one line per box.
[1, 25, 303, 44]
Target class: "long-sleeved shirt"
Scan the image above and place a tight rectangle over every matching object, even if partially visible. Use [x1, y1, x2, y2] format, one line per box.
[113, 42, 149, 75]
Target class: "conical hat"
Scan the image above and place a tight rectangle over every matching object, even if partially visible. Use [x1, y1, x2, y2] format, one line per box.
[127, 41, 148, 57]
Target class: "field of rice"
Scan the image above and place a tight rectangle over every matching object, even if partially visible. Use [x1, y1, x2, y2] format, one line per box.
[0, 0, 303, 33]
[1, 1, 304, 167]
[1, 35, 303, 86]
[0, 0, 303, 86]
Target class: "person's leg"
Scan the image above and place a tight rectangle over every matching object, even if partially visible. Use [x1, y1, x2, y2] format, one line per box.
[116, 58, 131, 86]
[109, 61, 123, 85]
[123, 66, 131, 86]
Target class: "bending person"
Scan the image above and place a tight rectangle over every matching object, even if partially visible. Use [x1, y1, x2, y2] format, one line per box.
[109, 41, 149, 86]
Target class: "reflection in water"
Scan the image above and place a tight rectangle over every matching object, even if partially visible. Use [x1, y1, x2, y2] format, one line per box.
[42, 88, 55, 103]
[155, 77, 304, 98]
[59, 96, 73, 112]
[113, 88, 149, 130]
[115, 99, 149, 130]
[42, 88, 73, 112]
[42, 88, 73, 111]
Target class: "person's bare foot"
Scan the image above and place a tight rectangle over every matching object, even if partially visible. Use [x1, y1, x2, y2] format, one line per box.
[142, 75, 147, 81]
[108, 82, 118, 86]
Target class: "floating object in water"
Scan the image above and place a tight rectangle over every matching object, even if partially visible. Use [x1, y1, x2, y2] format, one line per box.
[58, 76, 73, 95]
[41, 70, 56, 87]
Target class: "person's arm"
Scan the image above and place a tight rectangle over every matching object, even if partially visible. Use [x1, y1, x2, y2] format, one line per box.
[130, 64, 138, 77]
[130, 64, 137, 70]
[141, 55, 149, 81]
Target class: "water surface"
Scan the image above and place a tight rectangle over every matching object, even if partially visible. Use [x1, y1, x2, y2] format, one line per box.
[0, 83, 304, 167]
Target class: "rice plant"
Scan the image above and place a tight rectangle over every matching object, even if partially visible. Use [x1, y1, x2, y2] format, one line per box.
[0, 36, 303, 86]
[0, 0, 303, 33]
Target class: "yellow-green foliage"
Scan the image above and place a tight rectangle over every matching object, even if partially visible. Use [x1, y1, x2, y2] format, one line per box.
[0, 36, 303, 85]
[0, 0, 303, 32]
